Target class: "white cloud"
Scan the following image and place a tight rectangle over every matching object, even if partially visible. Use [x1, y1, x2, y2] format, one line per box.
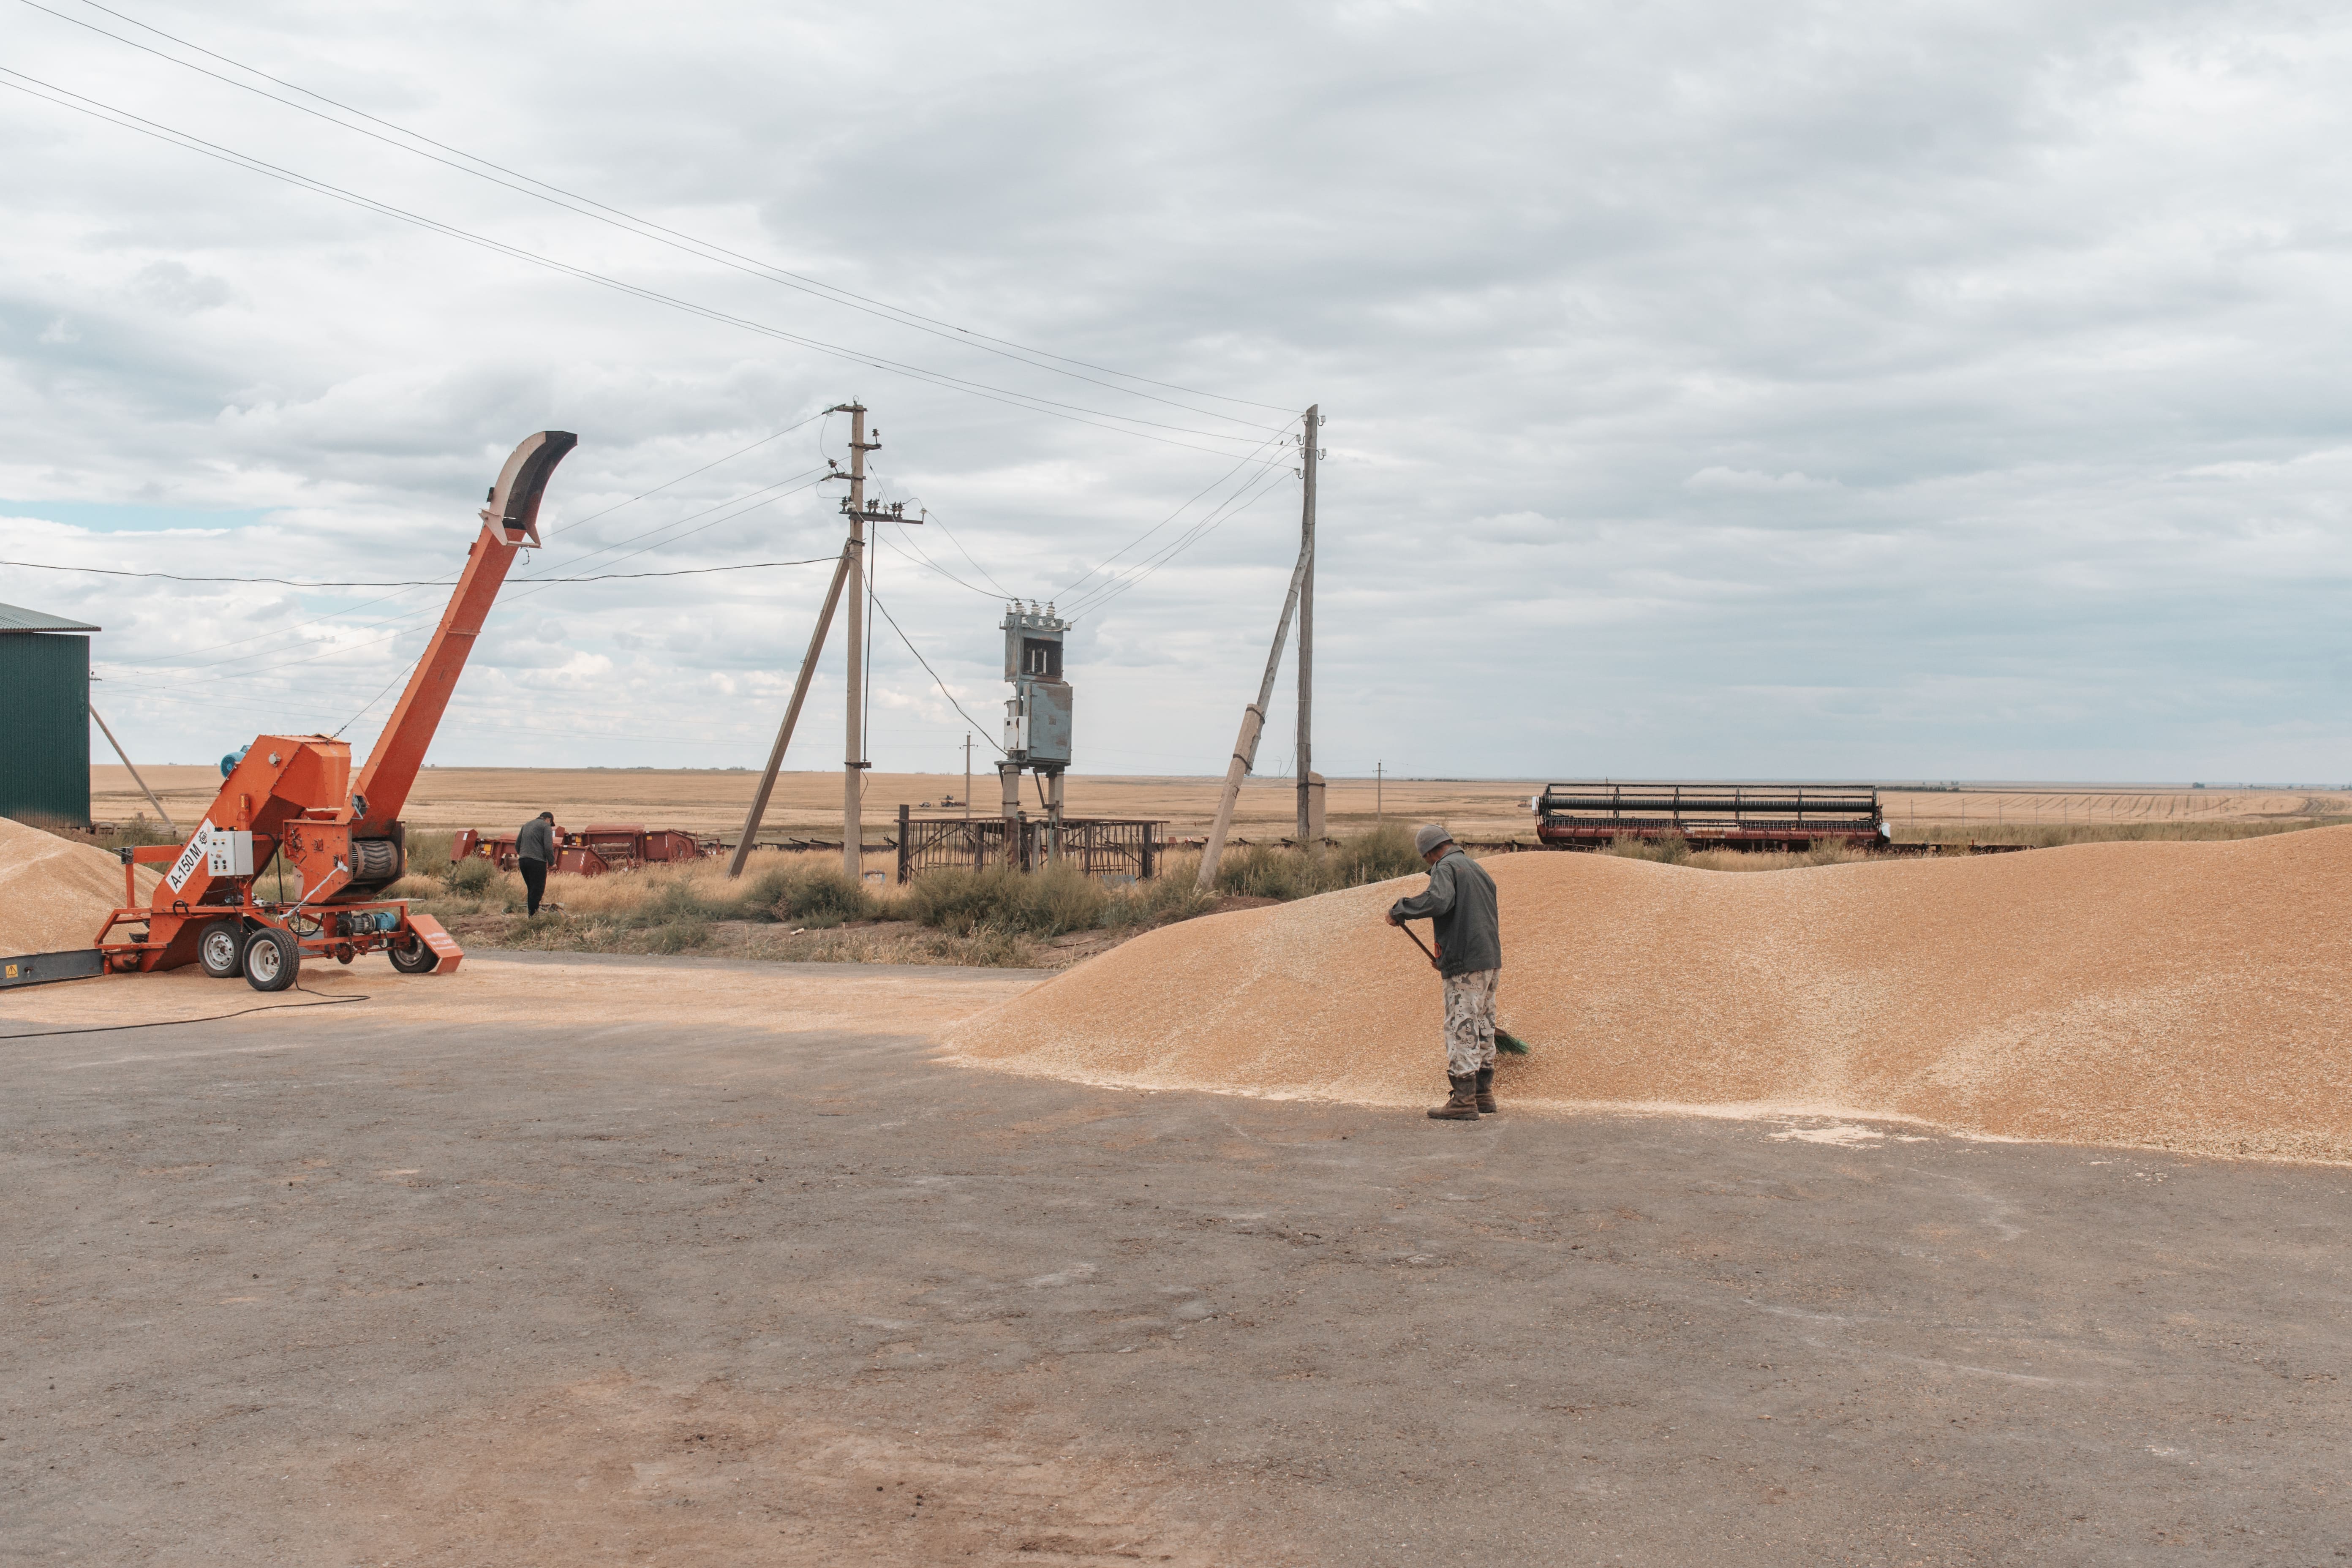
[1683, 468, 1842, 493]
[3, 0, 2350, 783]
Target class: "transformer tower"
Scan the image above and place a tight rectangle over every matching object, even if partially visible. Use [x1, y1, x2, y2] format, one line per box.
[997, 602, 1072, 866]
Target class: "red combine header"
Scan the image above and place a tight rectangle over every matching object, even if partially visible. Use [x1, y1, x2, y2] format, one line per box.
[88, 431, 577, 990]
[1532, 781, 1888, 852]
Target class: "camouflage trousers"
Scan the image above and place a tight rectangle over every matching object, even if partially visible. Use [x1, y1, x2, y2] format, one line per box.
[1442, 968, 1500, 1077]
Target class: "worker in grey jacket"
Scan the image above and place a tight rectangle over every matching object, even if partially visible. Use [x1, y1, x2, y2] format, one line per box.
[1386, 823, 1503, 1120]
[515, 811, 556, 916]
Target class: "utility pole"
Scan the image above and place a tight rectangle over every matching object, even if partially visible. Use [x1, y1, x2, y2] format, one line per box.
[1376, 760, 1383, 826]
[1198, 534, 1313, 890]
[1294, 404, 1320, 842]
[963, 733, 972, 822]
[820, 403, 920, 881]
[88, 701, 177, 836]
[838, 404, 874, 881]
[729, 408, 917, 886]
[727, 543, 853, 878]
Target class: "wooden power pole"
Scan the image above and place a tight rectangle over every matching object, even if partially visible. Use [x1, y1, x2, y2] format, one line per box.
[841, 405, 874, 881]
[1197, 528, 1313, 891]
[827, 402, 920, 882]
[1294, 405, 1319, 842]
[727, 403, 919, 879]
[88, 701, 177, 836]
[726, 543, 853, 877]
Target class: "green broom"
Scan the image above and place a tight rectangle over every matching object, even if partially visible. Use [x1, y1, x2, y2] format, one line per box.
[1395, 923, 1530, 1054]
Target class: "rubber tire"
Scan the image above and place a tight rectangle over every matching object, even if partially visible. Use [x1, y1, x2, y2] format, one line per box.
[388, 936, 439, 975]
[196, 918, 247, 980]
[242, 926, 299, 992]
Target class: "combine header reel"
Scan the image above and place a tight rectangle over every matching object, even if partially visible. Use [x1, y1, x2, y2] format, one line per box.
[91, 431, 577, 990]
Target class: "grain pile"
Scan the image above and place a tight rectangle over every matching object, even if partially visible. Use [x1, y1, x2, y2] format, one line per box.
[945, 829, 2352, 1162]
[0, 817, 158, 954]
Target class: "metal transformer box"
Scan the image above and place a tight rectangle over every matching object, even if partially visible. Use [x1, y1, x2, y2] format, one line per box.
[1000, 603, 1072, 768]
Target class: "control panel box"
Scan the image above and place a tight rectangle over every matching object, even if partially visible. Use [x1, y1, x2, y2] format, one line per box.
[205, 828, 257, 877]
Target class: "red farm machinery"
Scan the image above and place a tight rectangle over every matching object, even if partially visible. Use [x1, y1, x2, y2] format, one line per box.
[1531, 781, 1890, 852]
[87, 431, 577, 991]
[450, 823, 717, 876]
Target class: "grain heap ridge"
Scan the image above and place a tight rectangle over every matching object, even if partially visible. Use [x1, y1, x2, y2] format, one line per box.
[943, 829, 2352, 1163]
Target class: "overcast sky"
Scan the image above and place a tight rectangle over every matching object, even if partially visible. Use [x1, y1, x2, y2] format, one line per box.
[4, 0, 2348, 784]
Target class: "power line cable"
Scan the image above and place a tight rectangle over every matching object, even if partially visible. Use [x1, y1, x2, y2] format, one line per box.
[497, 474, 836, 611]
[860, 465, 1023, 600]
[0, 554, 841, 587]
[90, 473, 830, 686]
[1061, 461, 1293, 617]
[0, 68, 1283, 459]
[38, 0, 1296, 420]
[857, 473, 1010, 600]
[1074, 463, 1298, 619]
[84, 467, 832, 673]
[1055, 426, 1296, 603]
[545, 408, 828, 536]
[871, 527, 1002, 601]
[0, 982, 368, 1041]
[920, 510, 1021, 600]
[1064, 460, 1300, 621]
[868, 590, 1005, 753]
[23, 419, 839, 672]
[331, 653, 419, 739]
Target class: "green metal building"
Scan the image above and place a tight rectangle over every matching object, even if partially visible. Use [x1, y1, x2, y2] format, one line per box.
[0, 602, 98, 827]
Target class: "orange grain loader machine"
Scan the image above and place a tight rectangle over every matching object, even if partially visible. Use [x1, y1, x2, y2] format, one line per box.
[90, 431, 577, 991]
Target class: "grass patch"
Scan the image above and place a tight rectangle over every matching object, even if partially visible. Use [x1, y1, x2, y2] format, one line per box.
[902, 862, 1109, 937]
[1209, 823, 1426, 899]
[393, 827, 1442, 966]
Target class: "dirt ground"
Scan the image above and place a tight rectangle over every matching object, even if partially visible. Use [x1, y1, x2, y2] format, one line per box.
[7, 954, 2350, 1566]
[90, 766, 2352, 846]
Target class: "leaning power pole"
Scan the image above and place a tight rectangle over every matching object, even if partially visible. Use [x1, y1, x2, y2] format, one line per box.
[1200, 403, 1323, 890]
[1197, 532, 1313, 891]
[1294, 404, 1320, 842]
[726, 542, 853, 878]
[827, 402, 920, 882]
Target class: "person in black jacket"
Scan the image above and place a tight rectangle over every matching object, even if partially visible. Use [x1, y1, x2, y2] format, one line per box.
[515, 811, 556, 916]
[1386, 823, 1503, 1120]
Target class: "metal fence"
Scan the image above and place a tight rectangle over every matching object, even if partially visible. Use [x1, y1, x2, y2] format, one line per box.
[895, 808, 1164, 882]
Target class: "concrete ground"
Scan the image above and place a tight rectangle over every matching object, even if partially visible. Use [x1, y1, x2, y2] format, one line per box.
[5, 956, 2348, 1566]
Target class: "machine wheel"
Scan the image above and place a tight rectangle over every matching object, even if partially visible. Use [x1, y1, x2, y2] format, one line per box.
[242, 926, 299, 992]
[196, 918, 248, 980]
[388, 935, 439, 975]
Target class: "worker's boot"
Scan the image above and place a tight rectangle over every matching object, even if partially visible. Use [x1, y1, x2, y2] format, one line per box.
[1475, 1067, 1498, 1114]
[1427, 1075, 1481, 1121]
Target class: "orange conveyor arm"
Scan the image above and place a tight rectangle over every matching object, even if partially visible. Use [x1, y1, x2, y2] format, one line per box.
[351, 431, 576, 836]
